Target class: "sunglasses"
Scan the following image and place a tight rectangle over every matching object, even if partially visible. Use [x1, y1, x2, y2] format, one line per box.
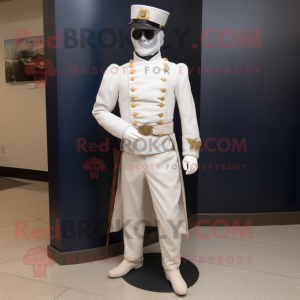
[132, 29, 155, 40]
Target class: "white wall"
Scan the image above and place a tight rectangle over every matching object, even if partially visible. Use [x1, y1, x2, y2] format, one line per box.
[0, 0, 48, 171]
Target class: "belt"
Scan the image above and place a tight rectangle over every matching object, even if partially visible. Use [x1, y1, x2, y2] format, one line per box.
[134, 121, 174, 137]
[120, 121, 175, 153]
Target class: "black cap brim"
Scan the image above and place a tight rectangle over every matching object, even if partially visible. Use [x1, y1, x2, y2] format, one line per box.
[129, 19, 163, 31]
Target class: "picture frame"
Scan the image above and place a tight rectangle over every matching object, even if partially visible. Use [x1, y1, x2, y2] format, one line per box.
[4, 35, 45, 83]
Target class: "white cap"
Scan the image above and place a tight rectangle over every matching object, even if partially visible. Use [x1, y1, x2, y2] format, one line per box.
[129, 4, 170, 30]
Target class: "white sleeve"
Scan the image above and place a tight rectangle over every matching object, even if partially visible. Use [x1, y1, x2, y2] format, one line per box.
[92, 64, 132, 139]
[175, 63, 201, 159]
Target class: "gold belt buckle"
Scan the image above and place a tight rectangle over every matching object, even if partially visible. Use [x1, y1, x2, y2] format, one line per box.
[138, 124, 154, 136]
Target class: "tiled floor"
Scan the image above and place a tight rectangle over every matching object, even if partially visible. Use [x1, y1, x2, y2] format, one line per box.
[0, 177, 299, 300]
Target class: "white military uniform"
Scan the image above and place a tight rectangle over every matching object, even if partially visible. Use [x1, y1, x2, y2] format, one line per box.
[92, 6, 201, 271]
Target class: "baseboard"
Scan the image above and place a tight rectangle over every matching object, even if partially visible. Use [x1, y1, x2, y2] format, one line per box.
[196, 212, 300, 226]
[47, 214, 198, 266]
[47, 230, 160, 266]
[0, 166, 48, 182]
[47, 212, 300, 266]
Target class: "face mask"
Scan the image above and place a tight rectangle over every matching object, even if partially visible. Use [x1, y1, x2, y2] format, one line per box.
[131, 29, 164, 57]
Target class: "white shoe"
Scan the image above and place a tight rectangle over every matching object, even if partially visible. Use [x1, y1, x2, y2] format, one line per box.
[108, 258, 143, 278]
[165, 268, 188, 295]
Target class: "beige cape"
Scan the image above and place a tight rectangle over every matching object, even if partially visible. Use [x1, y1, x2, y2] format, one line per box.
[109, 132, 189, 235]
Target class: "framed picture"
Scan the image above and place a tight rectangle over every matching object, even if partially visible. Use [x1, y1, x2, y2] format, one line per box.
[4, 36, 45, 83]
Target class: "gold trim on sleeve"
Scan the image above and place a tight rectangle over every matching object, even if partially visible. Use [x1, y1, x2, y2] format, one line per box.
[188, 138, 202, 153]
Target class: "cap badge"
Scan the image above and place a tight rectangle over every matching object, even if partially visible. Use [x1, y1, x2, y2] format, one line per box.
[137, 8, 150, 20]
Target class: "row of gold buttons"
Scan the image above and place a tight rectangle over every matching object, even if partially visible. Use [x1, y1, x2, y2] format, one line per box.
[129, 57, 168, 126]
[157, 58, 168, 125]
[161, 57, 168, 82]
[129, 59, 136, 83]
[158, 58, 168, 106]
[129, 59, 139, 126]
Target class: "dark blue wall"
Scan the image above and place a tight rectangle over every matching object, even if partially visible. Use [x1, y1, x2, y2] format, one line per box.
[44, 0, 300, 254]
[45, 0, 202, 253]
[198, 0, 300, 213]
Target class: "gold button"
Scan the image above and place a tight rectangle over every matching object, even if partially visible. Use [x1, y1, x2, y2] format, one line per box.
[129, 59, 133, 63]
[158, 121, 163, 125]
[159, 103, 164, 108]
[158, 113, 163, 117]
[131, 87, 136, 92]
[161, 77, 167, 82]
[161, 88, 166, 93]
[162, 68, 168, 72]
[130, 96, 137, 100]
[159, 134, 163, 137]
[131, 104, 136, 108]
[130, 70, 135, 74]
[164, 63, 168, 67]
[133, 121, 138, 125]
[129, 63, 134, 67]
[163, 58, 168, 61]
[130, 77, 135, 81]
[133, 112, 138, 117]
[158, 97, 165, 101]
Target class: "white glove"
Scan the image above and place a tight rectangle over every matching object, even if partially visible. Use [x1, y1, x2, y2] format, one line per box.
[123, 126, 144, 143]
[182, 156, 198, 175]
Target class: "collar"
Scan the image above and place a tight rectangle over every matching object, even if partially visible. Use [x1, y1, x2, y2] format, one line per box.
[133, 50, 162, 62]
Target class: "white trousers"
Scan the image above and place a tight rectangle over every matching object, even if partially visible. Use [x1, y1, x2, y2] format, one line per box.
[121, 149, 182, 271]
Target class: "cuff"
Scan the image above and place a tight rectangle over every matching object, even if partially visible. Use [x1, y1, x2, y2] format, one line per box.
[182, 136, 201, 159]
[112, 119, 132, 140]
[121, 124, 133, 140]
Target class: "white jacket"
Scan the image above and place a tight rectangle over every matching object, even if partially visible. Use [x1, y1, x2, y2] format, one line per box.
[92, 50, 200, 158]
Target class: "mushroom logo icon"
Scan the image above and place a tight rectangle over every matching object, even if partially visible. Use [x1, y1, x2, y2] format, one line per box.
[23, 247, 55, 277]
[83, 157, 106, 179]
